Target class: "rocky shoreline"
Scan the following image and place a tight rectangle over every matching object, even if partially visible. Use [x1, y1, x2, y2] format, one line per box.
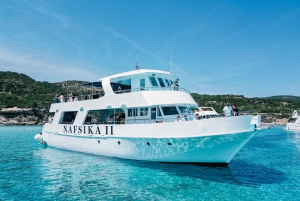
[0, 107, 48, 125]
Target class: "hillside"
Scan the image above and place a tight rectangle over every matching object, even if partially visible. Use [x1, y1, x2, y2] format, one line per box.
[0, 71, 87, 109]
[1, 71, 300, 124]
[266, 95, 300, 101]
[191, 93, 300, 114]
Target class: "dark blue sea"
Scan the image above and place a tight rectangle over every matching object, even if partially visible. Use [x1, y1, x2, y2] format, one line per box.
[0, 126, 299, 201]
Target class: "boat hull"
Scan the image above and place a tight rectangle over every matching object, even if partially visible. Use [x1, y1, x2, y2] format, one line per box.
[286, 124, 300, 130]
[42, 116, 258, 165]
[43, 131, 257, 164]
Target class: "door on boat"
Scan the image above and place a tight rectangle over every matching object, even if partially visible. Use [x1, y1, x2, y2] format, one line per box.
[151, 107, 156, 120]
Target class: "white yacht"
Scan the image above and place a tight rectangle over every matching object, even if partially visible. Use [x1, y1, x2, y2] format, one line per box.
[194, 107, 219, 119]
[286, 110, 300, 130]
[37, 68, 259, 165]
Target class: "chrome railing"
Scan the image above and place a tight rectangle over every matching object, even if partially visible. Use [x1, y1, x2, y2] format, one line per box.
[114, 87, 190, 94]
[81, 117, 194, 125]
[53, 87, 190, 103]
[53, 94, 103, 103]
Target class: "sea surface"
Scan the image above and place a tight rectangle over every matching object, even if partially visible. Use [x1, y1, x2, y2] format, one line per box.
[0, 126, 299, 201]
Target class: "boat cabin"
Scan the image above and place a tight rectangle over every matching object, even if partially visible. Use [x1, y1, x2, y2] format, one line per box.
[50, 69, 197, 125]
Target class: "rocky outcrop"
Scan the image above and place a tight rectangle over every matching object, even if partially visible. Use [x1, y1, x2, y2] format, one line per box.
[0, 107, 48, 125]
[261, 113, 289, 124]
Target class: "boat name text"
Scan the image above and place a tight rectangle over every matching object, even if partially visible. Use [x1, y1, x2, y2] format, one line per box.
[63, 125, 114, 135]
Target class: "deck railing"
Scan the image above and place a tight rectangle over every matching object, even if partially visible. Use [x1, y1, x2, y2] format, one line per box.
[53, 87, 190, 103]
[114, 87, 190, 94]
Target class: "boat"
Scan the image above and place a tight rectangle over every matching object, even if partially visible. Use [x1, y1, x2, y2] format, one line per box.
[36, 68, 259, 165]
[194, 107, 219, 119]
[286, 110, 300, 130]
[194, 107, 262, 128]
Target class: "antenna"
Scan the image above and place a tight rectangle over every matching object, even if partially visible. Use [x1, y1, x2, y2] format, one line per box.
[170, 50, 173, 74]
[136, 54, 139, 70]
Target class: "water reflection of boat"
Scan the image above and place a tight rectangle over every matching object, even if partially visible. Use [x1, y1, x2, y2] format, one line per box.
[286, 110, 300, 130]
[39, 68, 258, 165]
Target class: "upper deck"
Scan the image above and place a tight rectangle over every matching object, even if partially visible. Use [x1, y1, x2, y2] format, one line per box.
[99, 69, 187, 96]
[48, 69, 198, 125]
[58, 69, 190, 102]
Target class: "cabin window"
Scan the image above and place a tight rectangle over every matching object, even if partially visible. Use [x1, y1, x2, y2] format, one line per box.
[157, 106, 162, 117]
[157, 78, 165, 87]
[140, 79, 145, 88]
[169, 80, 174, 85]
[149, 77, 158, 87]
[165, 79, 171, 86]
[140, 108, 148, 116]
[110, 79, 132, 93]
[84, 109, 125, 124]
[128, 108, 138, 117]
[178, 106, 189, 114]
[60, 111, 78, 124]
[161, 106, 179, 115]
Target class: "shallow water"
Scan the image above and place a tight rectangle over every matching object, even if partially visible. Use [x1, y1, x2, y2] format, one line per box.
[0, 126, 299, 200]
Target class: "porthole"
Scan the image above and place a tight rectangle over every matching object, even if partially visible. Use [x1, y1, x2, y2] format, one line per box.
[118, 141, 121, 145]
[98, 140, 100, 144]
[147, 142, 150, 145]
[168, 142, 172, 145]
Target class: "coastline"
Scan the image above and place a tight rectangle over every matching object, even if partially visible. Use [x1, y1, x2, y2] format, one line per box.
[0, 107, 47, 126]
[0, 107, 289, 126]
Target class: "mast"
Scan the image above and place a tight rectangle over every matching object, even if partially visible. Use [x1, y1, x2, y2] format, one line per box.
[136, 55, 139, 70]
[170, 50, 172, 74]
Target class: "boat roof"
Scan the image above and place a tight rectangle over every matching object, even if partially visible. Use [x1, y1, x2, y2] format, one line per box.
[98, 69, 175, 81]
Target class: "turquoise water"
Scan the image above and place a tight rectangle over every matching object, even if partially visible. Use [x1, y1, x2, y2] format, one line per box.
[0, 126, 299, 201]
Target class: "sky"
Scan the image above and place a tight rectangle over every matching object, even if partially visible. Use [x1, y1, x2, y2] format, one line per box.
[0, 0, 299, 97]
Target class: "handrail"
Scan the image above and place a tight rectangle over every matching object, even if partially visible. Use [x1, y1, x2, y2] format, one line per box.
[52, 87, 190, 103]
[114, 87, 190, 94]
[218, 111, 260, 117]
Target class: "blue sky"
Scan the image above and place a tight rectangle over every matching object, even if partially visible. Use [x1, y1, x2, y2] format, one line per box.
[0, 0, 299, 97]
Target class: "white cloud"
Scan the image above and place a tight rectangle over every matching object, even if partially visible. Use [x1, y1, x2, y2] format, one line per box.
[0, 48, 98, 82]
[23, 0, 69, 28]
[97, 24, 175, 67]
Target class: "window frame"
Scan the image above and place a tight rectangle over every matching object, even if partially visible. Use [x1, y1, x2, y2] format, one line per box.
[157, 78, 166, 87]
[161, 106, 179, 116]
[149, 77, 158, 87]
[165, 79, 171, 86]
[140, 78, 145, 88]
[128, 108, 138, 117]
[139, 107, 149, 116]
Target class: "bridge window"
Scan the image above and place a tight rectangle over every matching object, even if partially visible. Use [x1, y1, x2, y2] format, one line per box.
[157, 78, 165, 87]
[140, 79, 145, 88]
[165, 79, 171, 86]
[149, 77, 158, 87]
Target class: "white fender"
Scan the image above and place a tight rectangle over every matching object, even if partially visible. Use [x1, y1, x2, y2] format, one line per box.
[34, 134, 43, 141]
